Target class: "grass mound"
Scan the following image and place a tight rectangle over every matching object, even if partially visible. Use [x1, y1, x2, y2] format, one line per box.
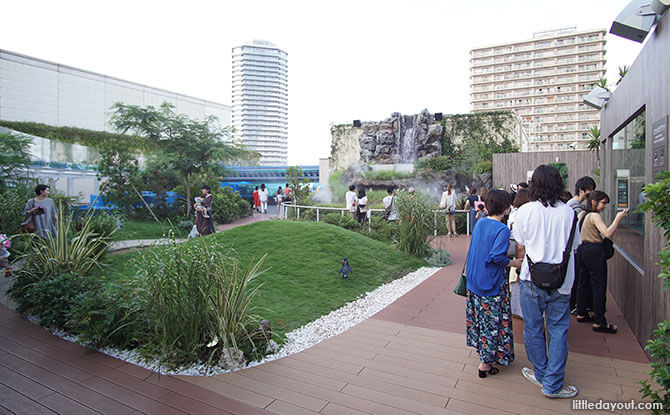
[103, 220, 426, 338]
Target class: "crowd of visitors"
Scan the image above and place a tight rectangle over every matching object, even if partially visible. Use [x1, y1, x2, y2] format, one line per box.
[462, 165, 624, 399]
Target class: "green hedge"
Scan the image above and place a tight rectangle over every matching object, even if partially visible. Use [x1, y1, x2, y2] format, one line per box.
[0, 121, 150, 151]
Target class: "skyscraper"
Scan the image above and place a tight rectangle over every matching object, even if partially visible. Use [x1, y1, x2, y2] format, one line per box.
[232, 40, 288, 165]
[470, 27, 606, 151]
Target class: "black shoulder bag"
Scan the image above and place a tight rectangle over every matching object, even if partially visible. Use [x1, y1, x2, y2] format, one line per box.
[526, 212, 578, 290]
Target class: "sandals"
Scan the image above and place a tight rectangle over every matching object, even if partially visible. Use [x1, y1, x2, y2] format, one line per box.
[593, 323, 618, 334]
[576, 315, 594, 323]
[478, 365, 500, 378]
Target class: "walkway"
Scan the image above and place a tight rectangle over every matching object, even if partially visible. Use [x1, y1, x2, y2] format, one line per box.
[0, 234, 652, 414]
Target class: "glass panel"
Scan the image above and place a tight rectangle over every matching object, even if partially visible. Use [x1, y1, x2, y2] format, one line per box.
[610, 110, 646, 268]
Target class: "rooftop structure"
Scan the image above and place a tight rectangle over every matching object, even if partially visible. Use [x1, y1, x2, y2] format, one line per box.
[0, 49, 231, 132]
[232, 40, 288, 166]
[470, 27, 606, 151]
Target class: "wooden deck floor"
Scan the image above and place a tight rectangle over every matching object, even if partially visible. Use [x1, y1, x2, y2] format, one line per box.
[0, 235, 652, 414]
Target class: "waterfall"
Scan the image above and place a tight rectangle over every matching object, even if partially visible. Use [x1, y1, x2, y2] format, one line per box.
[398, 114, 419, 163]
[399, 126, 418, 163]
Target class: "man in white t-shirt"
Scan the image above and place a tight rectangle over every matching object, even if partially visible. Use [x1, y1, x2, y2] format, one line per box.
[345, 185, 357, 219]
[513, 165, 581, 399]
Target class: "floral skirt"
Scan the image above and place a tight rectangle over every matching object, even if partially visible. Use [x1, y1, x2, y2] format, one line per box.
[466, 278, 515, 365]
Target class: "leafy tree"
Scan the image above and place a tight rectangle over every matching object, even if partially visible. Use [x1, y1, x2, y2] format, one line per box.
[110, 102, 249, 216]
[0, 132, 32, 191]
[95, 141, 142, 215]
[286, 166, 311, 203]
[441, 112, 519, 175]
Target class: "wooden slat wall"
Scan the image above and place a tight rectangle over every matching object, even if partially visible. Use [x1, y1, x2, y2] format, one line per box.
[492, 150, 599, 194]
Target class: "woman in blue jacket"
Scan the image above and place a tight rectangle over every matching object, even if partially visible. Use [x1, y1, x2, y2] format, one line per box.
[465, 190, 522, 378]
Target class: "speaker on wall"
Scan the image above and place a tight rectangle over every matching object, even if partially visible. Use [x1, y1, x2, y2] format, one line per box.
[353, 120, 361, 127]
[434, 113, 443, 121]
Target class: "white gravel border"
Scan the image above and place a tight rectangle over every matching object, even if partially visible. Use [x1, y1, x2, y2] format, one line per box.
[39, 266, 441, 376]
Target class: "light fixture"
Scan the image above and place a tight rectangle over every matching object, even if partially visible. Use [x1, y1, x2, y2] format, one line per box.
[610, 0, 669, 43]
[583, 86, 612, 110]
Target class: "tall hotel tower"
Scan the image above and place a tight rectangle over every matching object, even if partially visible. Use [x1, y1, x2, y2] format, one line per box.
[232, 40, 288, 165]
[470, 27, 606, 151]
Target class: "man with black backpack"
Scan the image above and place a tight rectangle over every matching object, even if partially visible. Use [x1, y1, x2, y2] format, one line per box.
[512, 165, 581, 399]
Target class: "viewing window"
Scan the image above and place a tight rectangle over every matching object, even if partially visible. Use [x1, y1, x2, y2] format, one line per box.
[609, 109, 646, 269]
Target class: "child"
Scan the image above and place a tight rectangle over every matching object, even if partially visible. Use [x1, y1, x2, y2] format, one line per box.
[194, 196, 210, 218]
[474, 201, 487, 225]
[338, 258, 352, 279]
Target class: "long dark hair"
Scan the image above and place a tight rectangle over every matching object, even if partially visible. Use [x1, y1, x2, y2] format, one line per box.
[529, 165, 564, 207]
[585, 190, 610, 212]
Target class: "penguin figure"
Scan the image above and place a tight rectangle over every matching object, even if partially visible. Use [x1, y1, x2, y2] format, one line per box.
[338, 258, 352, 279]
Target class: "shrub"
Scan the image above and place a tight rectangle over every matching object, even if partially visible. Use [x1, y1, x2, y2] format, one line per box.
[0, 182, 34, 253]
[415, 155, 452, 171]
[323, 212, 359, 230]
[362, 170, 414, 181]
[10, 272, 100, 329]
[86, 211, 119, 239]
[360, 214, 394, 243]
[638, 171, 670, 413]
[68, 277, 149, 349]
[132, 240, 267, 368]
[395, 191, 435, 257]
[425, 249, 451, 267]
[212, 187, 252, 225]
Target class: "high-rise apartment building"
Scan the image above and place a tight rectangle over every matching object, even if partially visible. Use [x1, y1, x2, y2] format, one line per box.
[232, 40, 288, 166]
[470, 27, 606, 151]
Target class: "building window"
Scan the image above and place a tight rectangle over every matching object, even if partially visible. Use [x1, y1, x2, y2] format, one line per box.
[609, 109, 646, 269]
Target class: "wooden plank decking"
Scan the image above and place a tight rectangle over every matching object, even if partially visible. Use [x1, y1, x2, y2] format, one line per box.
[0, 235, 653, 414]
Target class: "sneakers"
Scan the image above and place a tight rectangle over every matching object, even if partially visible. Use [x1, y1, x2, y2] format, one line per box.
[542, 384, 579, 399]
[521, 367, 542, 387]
[522, 367, 579, 398]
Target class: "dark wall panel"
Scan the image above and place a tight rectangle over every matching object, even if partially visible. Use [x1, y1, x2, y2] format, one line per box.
[600, 13, 670, 353]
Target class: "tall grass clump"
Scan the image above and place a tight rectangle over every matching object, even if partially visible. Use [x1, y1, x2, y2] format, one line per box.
[21, 203, 112, 276]
[9, 203, 115, 329]
[362, 169, 414, 181]
[133, 239, 268, 369]
[394, 191, 435, 257]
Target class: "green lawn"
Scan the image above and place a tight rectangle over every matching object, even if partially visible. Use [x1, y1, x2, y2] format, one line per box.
[112, 220, 187, 240]
[98, 220, 426, 338]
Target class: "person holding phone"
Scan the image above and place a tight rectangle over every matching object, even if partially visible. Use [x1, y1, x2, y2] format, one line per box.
[575, 191, 629, 334]
[22, 184, 58, 239]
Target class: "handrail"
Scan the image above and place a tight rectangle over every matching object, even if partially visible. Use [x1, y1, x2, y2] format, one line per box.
[279, 203, 471, 236]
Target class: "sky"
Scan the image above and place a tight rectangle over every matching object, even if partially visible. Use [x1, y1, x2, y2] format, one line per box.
[1, 0, 644, 165]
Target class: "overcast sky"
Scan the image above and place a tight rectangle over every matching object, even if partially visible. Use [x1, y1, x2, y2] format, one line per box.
[2, 0, 643, 164]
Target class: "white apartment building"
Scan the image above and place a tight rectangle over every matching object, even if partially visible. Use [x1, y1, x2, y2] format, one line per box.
[470, 27, 606, 151]
[0, 49, 231, 132]
[232, 40, 288, 166]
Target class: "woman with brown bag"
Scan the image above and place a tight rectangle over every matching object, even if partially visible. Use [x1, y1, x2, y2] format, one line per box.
[22, 184, 58, 239]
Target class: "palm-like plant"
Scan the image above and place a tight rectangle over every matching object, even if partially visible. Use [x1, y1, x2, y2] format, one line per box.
[616, 65, 629, 85]
[586, 125, 601, 180]
[598, 77, 608, 89]
[20, 203, 112, 276]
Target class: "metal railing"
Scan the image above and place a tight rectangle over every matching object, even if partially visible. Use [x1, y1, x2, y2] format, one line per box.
[279, 203, 471, 236]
